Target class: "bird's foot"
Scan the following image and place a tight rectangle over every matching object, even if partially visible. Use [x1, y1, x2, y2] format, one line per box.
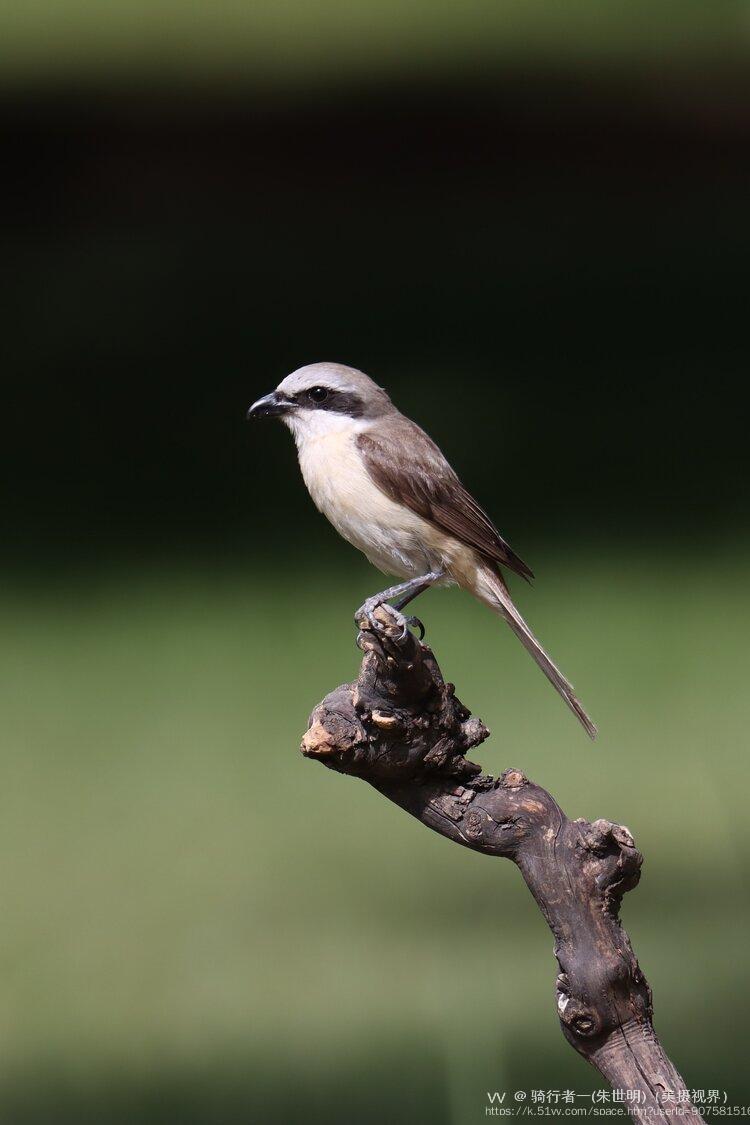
[355, 598, 424, 641]
[356, 596, 409, 639]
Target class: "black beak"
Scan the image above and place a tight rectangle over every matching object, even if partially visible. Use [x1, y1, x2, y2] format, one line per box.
[246, 391, 294, 420]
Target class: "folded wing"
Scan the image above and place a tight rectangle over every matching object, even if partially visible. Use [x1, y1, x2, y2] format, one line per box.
[357, 418, 534, 582]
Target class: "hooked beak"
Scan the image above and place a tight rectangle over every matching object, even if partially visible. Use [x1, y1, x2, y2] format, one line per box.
[246, 391, 295, 420]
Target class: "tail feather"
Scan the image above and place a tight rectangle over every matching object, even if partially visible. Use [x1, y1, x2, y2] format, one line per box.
[480, 568, 597, 740]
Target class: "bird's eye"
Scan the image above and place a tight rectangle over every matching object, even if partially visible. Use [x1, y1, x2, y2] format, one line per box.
[308, 386, 329, 403]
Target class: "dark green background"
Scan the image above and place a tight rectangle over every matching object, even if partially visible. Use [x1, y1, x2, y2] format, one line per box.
[2, 8, 749, 1123]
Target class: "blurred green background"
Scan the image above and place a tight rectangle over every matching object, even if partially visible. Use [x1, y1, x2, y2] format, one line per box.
[2, 3, 750, 1122]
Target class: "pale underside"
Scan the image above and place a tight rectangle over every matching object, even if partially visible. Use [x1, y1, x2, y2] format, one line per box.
[285, 410, 479, 590]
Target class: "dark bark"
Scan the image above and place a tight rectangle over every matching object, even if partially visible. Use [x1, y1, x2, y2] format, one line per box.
[301, 607, 703, 1123]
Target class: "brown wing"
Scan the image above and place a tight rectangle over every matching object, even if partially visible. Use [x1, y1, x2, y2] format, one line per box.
[356, 417, 534, 581]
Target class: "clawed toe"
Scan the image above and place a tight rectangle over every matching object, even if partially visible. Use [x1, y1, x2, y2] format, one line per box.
[368, 606, 396, 634]
[355, 598, 424, 641]
[403, 615, 425, 640]
[354, 597, 380, 630]
[368, 602, 408, 638]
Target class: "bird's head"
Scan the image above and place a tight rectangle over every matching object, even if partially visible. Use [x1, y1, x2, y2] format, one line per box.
[247, 362, 393, 439]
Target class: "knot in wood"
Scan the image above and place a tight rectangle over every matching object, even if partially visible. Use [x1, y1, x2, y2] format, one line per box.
[459, 716, 490, 751]
[465, 809, 485, 840]
[500, 768, 528, 789]
[580, 818, 635, 855]
[570, 1014, 598, 1038]
[556, 974, 604, 1040]
[575, 818, 643, 912]
[370, 710, 403, 732]
[301, 709, 365, 761]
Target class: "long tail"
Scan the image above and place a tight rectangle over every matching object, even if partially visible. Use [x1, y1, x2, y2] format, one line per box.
[477, 566, 597, 740]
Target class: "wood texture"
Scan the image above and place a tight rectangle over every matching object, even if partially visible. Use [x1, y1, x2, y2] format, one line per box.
[301, 607, 703, 1123]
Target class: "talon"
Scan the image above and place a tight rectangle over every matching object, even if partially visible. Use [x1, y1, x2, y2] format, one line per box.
[404, 615, 425, 640]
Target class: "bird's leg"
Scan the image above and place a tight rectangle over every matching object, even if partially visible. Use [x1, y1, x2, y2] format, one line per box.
[390, 569, 447, 639]
[355, 570, 445, 640]
[391, 571, 445, 611]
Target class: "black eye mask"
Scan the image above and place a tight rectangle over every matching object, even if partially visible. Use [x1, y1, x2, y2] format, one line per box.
[297, 387, 366, 418]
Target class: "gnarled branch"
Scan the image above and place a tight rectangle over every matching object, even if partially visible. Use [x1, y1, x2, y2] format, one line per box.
[301, 608, 703, 1123]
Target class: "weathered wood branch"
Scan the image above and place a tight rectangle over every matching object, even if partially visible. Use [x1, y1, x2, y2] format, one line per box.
[301, 607, 703, 1123]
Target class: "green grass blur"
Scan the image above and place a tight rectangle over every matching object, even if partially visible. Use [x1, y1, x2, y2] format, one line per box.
[2, 0, 748, 85]
[1, 550, 748, 1121]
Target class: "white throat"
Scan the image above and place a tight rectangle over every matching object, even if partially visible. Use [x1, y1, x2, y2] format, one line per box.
[283, 408, 373, 449]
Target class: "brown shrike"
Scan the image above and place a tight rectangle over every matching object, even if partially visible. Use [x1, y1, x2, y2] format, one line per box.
[247, 362, 596, 738]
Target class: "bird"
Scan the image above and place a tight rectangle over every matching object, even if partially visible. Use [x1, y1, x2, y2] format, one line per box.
[247, 362, 596, 739]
